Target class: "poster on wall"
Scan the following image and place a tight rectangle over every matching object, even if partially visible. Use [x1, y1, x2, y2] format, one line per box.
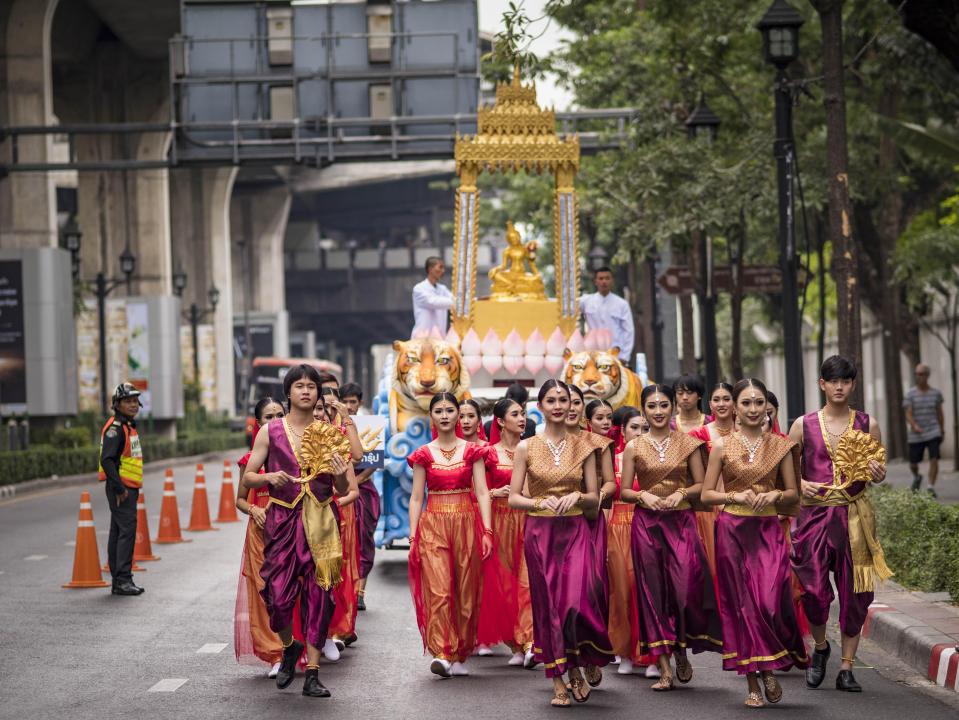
[0, 261, 26, 412]
[125, 301, 151, 414]
[354, 415, 387, 469]
[197, 324, 218, 413]
[76, 299, 100, 412]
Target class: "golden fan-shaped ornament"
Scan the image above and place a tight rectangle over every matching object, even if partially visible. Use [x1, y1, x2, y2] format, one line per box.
[298, 421, 351, 481]
[834, 430, 886, 484]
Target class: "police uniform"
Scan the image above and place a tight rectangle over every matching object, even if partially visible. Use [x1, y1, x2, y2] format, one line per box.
[98, 386, 145, 594]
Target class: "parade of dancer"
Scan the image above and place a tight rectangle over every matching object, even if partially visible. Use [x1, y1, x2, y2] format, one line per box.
[672, 374, 712, 432]
[702, 378, 807, 708]
[459, 398, 488, 445]
[789, 356, 890, 693]
[242, 364, 354, 697]
[407, 393, 494, 678]
[619, 384, 722, 691]
[235, 397, 286, 677]
[607, 407, 659, 678]
[477, 397, 535, 666]
[509, 380, 612, 707]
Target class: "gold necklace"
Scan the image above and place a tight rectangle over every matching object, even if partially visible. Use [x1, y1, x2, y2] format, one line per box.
[438, 445, 458, 462]
[503, 447, 515, 462]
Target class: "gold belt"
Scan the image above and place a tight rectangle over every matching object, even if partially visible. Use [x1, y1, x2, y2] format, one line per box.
[722, 502, 777, 517]
[637, 499, 691, 512]
[528, 507, 583, 518]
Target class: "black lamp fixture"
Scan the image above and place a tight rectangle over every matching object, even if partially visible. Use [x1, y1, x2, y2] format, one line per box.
[172, 268, 188, 297]
[119, 247, 136, 278]
[756, 0, 804, 69]
[63, 218, 82, 281]
[588, 244, 609, 272]
[685, 95, 721, 143]
[208, 285, 220, 310]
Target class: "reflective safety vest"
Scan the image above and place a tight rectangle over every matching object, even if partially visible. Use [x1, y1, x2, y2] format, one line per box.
[98, 418, 144, 489]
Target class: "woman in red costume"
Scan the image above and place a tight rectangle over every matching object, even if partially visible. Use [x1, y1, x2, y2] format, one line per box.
[234, 397, 287, 677]
[476, 397, 535, 666]
[459, 399, 488, 446]
[408, 392, 493, 678]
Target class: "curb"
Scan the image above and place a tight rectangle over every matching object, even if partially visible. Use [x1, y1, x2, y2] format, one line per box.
[0, 448, 246, 501]
[864, 602, 959, 691]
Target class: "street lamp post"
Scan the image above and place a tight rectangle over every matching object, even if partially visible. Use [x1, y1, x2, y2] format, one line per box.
[62, 219, 82, 282]
[685, 95, 721, 392]
[758, 0, 805, 425]
[95, 248, 137, 414]
[173, 269, 219, 384]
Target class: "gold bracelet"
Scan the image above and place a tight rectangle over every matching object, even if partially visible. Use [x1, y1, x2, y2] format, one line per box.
[725, 492, 736, 504]
[342, 421, 355, 428]
[533, 497, 545, 512]
[598, 490, 607, 506]
[677, 487, 689, 499]
[776, 490, 784, 503]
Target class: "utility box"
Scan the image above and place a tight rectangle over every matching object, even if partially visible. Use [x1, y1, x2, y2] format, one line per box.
[266, 6, 293, 66]
[269, 85, 295, 122]
[366, 5, 392, 63]
[369, 84, 393, 120]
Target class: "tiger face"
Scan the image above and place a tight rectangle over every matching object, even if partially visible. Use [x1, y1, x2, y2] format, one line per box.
[392, 339, 470, 413]
[563, 349, 623, 402]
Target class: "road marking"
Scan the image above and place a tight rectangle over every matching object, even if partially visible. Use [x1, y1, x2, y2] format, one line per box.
[23, 555, 48, 561]
[196, 643, 228, 654]
[148, 678, 188, 693]
[65, 541, 76, 547]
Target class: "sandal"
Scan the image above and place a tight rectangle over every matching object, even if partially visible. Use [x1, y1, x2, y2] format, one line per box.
[675, 655, 693, 684]
[584, 666, 603, 687]
[745, 691, 765, 708]
[551, 690, 571, 708]
[761, 673, 783, 704]
[651, 673, 674, 691]
[569, 676, 591, 703]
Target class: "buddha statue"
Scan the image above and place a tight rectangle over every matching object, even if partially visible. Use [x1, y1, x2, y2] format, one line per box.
[488, 221, 547, 301]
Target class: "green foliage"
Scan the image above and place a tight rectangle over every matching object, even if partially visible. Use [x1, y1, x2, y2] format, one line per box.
[872, 486, 959, 602]
[894, 186, 959, 315]
[49, 427, 94, 449]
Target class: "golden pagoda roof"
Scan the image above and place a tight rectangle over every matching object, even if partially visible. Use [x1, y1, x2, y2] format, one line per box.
[455, 66, 580, 174]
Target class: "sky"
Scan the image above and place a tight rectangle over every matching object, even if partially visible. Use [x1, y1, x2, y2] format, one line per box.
[477, 0, 576, 111]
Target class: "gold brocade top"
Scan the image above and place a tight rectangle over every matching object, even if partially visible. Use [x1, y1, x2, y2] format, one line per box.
[526, 434, 596, 499]
[721, 433, 800, 517]
[627, 431, 703, 499]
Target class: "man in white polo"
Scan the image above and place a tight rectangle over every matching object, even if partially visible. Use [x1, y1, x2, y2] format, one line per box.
[411, 256, 453, 336]
[579, 265, 634, 363]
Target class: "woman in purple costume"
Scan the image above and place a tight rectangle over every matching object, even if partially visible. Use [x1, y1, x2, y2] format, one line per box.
[620, 384, 722, 692]
[702, 378, 807, 708]
[509, 380, 612, 708]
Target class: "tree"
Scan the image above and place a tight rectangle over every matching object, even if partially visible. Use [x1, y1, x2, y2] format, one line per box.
[887, 0, 959, 74]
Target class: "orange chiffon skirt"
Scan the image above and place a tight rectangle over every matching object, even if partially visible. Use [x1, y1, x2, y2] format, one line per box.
[408, 491, 483, 662]
[695, 507, 721, 610]
[234, 518, 284, 665]
[329, 501, 359, 640]
[607, 502, 655, 664]
[780, 517, 810, 637]
[477, 497, 533, 651]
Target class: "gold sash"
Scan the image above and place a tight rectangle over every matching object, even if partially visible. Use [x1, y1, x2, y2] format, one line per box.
[301, 486, 343, 591]
[805, 420, 892, 593]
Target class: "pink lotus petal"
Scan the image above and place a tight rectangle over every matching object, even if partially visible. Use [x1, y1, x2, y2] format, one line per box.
[503, 355, 524, 374]
[482, 354, 503, 374]
[461, 328, 482, 356]
[412, 327, 429, 339]
[545, 327, 567, 356]
[502, 329, 525, 356]
[463, 354, 483, 375]
[481, 329, 502, 356]
[566, 329, 585, 352]
[525, 328, 546, 356]
[584, 329, 600, 351]
[445, 327, 461, 348]
[544, 355, 565, 375]
[598, 328, 614, 348]
[524, 354, 544, 375]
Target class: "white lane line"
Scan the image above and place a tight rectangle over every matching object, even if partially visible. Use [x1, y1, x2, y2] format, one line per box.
[65, 541, 76, 547]
[196, 643, 228, 654]
[23, 555, 48, 561]
[148, 678, 188, 693]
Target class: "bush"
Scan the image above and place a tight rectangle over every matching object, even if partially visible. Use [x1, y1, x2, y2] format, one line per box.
[0, 432, 246, 486]
[50, 427, 94, 449]
[872, 486, 959, 602]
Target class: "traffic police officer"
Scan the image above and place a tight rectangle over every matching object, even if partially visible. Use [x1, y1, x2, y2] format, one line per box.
[99, 382, 145, 596]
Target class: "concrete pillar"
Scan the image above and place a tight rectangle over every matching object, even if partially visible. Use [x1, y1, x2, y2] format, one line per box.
[0, 0, 59, 248]
[230, 186, 291, 315]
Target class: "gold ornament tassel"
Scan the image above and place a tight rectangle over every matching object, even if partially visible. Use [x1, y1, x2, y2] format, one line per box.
[847, 495, 894, 593]
[301, 489, 343, 591]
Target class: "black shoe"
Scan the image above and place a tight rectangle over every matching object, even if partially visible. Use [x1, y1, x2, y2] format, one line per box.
[302, 669, 331, 698]
[805, 641, 830, 688]
[836, 669, 862, 692]
[276, 640, 304, 690]
[342, 633, 358, 647]
[911, 474, 922, 491]
[112, 581, 144, 596]
[357, 595, 366, 611]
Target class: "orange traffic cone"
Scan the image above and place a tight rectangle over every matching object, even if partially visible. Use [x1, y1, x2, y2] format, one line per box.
[155, 469, 191, 544]
[63, 491, 110, 589]
[186, 463, 217, 532]
[134, 493, 160, 561]
[216, 460, 239, 523]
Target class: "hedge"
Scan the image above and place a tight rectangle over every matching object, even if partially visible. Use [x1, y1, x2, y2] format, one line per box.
[0, 432, 246, 486]
[872, 485, 959, 602]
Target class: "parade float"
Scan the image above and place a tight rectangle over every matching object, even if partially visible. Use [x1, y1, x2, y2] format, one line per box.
[372, 69, 650, 546]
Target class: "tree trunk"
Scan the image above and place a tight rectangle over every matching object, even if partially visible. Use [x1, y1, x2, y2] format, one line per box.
[730, 212, 745, 380]
[813, 0, 864, 410]
[679, 294, 696, 375]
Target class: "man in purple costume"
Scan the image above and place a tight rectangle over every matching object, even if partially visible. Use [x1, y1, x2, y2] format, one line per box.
[789, 355, 887, 693]
[244, 364, 351, 698]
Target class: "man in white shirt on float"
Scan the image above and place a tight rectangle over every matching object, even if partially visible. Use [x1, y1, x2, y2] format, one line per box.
[411, 256, 454, 336]
[579, 265, 635, 363]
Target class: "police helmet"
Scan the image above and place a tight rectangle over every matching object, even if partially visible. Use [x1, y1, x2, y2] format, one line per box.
[112, 382, 143, 407]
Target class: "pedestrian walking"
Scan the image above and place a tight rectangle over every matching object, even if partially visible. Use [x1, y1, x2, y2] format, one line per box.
[98, 382, 146, 597]
[904, 363, 945, 495]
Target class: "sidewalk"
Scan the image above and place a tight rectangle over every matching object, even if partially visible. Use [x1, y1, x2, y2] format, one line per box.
[884, 458, 959, 504]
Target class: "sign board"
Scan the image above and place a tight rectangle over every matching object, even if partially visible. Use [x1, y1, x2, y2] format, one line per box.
[657, 265, 785, 295]
[126, 301, 152, 414]
[354, 415, 387, 469]
[0, 261, 26, 410]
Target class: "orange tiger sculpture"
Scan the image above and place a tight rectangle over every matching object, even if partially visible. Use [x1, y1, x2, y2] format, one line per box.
[390, 339, 471, 433]
[562, 348, 643, 410]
